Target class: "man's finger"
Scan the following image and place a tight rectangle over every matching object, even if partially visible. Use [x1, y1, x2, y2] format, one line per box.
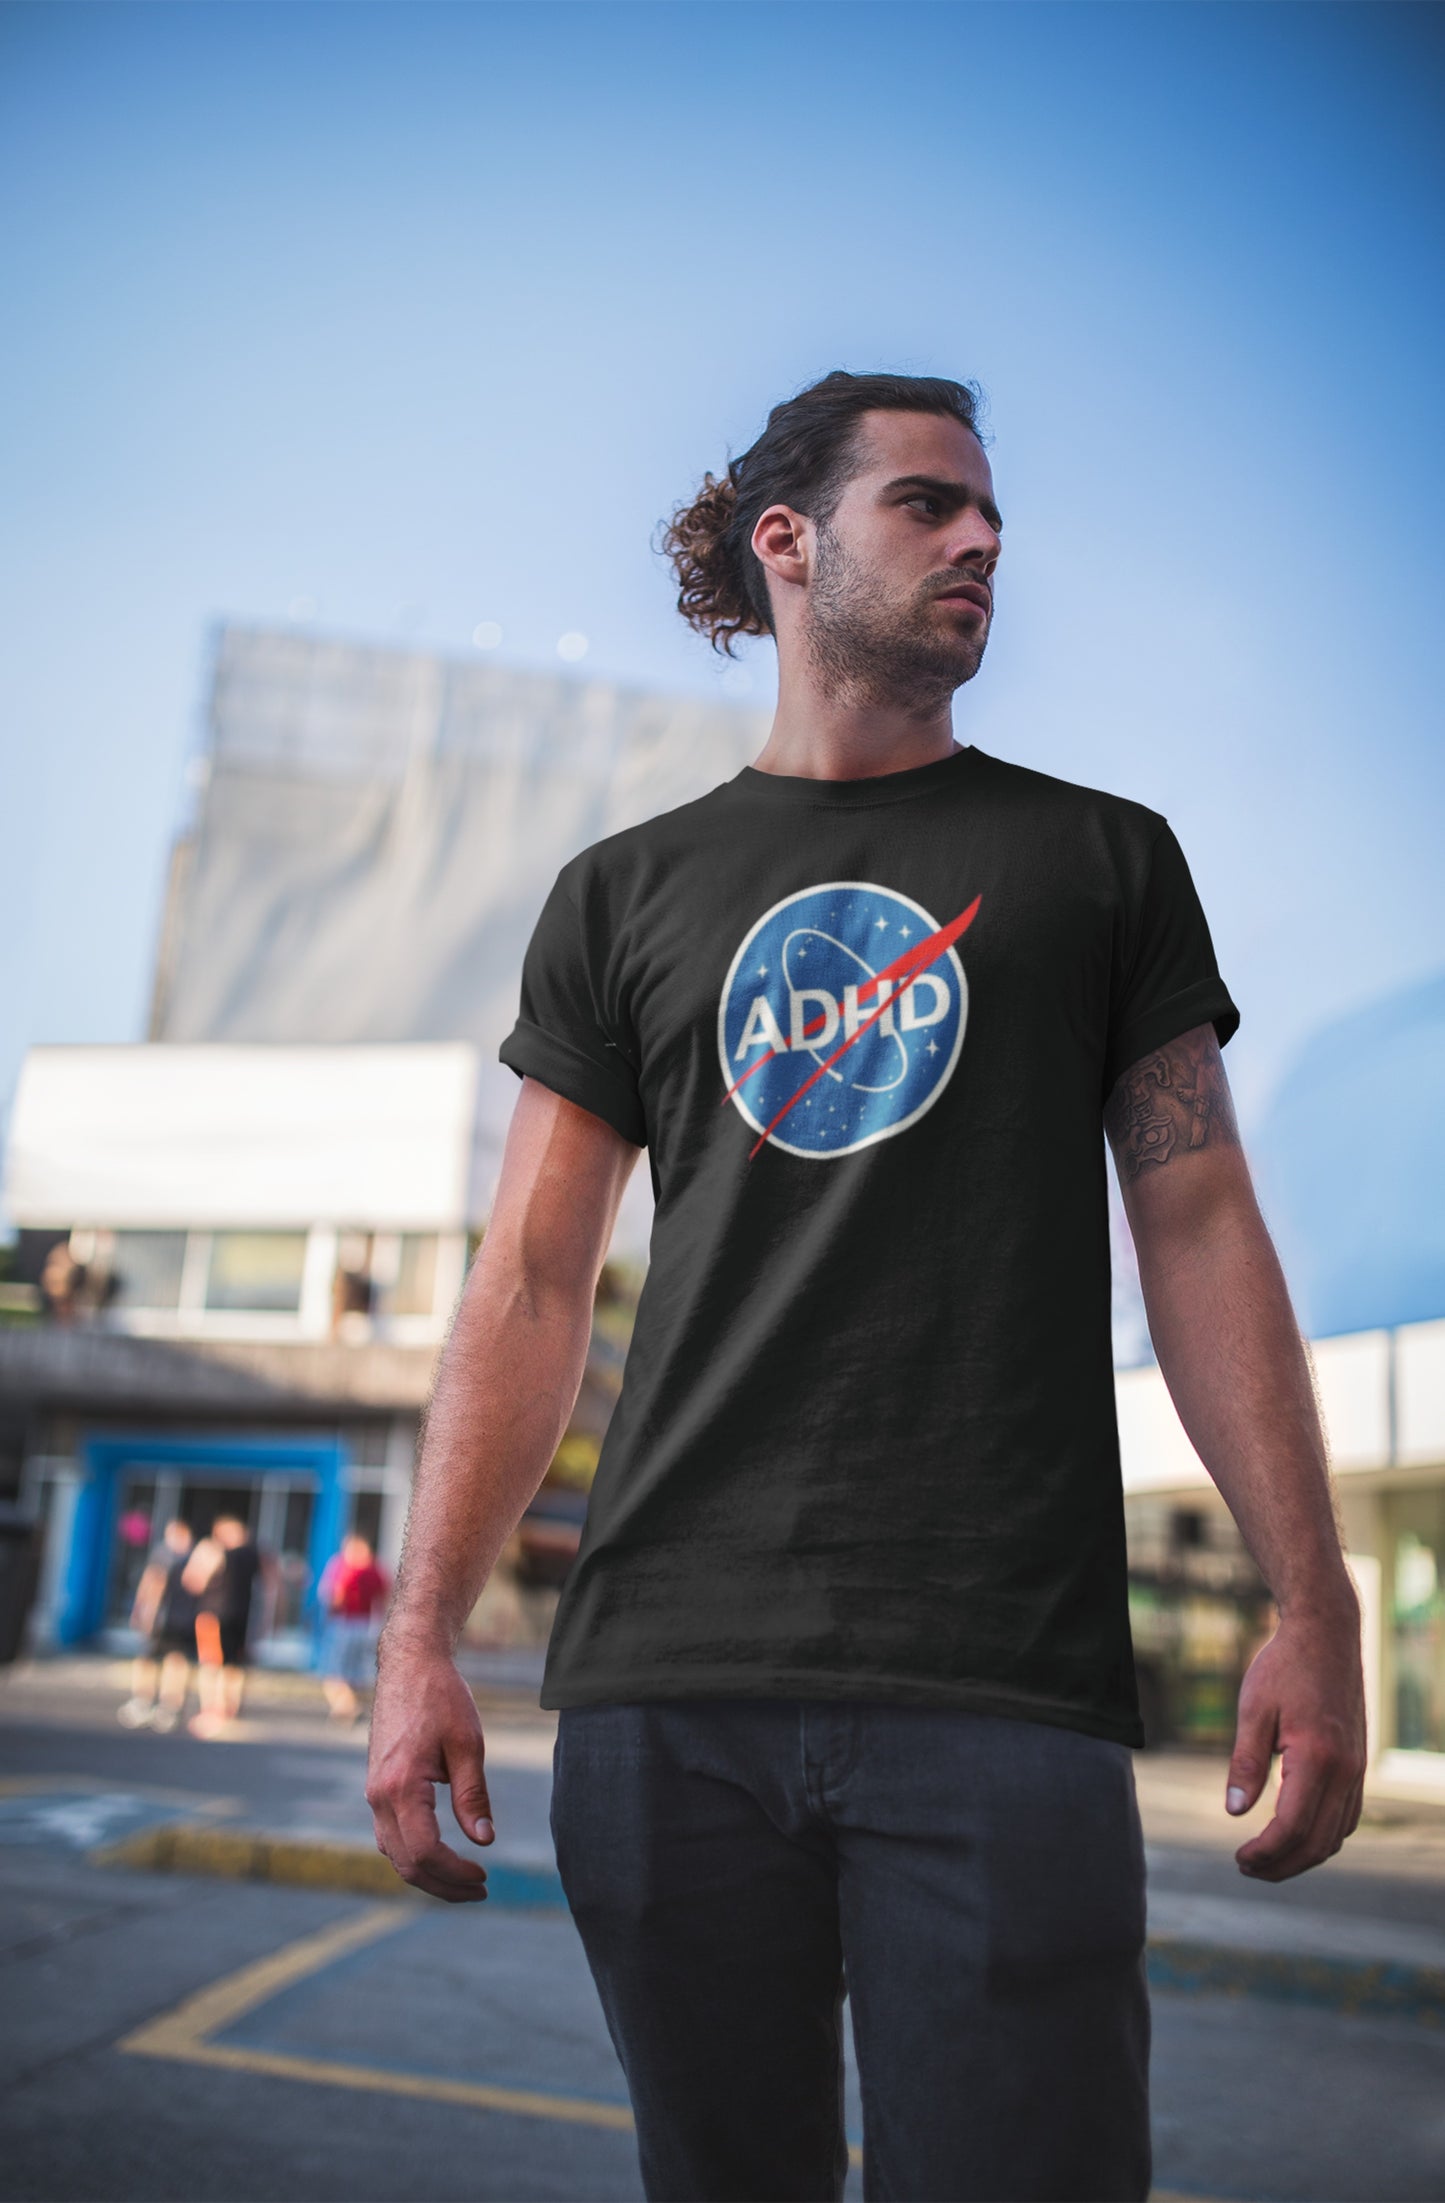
[392, 1788, 488, 1890]
[1323, 1765, 1368, 1860]
[395, 1842, 490, 1904]
[1225, 1696, 1277, 1819]
[379, 1823, 489, 1903]
[368, 1772, 490, 1901]
[445, 1738, 495, 1846]
[1235, 1745, 1333, 1879]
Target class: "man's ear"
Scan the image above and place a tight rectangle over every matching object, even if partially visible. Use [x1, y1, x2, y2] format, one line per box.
[751, 503, 811, 598]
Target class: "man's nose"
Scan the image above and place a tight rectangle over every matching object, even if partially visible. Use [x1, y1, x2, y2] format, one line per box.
[944, 517, 1001, 576]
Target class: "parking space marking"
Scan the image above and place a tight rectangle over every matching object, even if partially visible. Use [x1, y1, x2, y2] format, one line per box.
[0, 1776, 244, 1850]
[117, 1902, 642, 2136]
[116, 1906, 1229, 2193]
[119, 1903, 412, 2047]
[114, 1904, 868, 2160]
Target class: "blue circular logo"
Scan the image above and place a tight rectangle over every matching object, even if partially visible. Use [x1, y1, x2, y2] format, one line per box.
[717, 879, 973, 1160]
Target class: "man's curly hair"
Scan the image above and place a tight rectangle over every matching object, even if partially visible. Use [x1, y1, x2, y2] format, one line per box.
[659, 370, 989, 656]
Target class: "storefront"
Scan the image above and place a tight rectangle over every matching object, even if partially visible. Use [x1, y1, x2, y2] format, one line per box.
[56, 1432, 348, 1661]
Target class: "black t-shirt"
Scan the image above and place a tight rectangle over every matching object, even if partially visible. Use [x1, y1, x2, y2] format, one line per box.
[498, 742, 1239, 1746]
[153, 1549, 198, 1637]
[203, 1541, 261, 1629]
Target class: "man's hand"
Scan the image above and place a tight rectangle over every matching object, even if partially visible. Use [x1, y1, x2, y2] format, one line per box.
[365, 1641, 495, 1903]
[1225, 1597, 1367, 1882]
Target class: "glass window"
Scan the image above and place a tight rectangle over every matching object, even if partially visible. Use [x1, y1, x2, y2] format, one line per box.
[109, 1231, 188, 1311]
[107, 1474, 158, 1625]
[391, 1233, 439, 1317]
[205, 1232, 307, 1313]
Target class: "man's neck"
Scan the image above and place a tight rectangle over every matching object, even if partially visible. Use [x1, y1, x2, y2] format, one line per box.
[748, 660, 960, 782]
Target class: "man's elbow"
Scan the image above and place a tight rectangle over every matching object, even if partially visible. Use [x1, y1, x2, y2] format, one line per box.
[1120, 1139, 1260, 1260]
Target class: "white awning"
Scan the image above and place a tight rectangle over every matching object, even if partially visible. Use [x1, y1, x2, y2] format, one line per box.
[3, 1042, 485, 1230]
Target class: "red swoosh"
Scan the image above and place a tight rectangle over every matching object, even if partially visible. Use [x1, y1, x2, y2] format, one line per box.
[721, 894, 980, 1158]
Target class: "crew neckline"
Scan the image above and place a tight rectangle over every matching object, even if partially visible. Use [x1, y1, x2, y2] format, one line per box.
[727, 742, 980, 808]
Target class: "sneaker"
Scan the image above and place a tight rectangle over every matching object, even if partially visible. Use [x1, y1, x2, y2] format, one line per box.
[149, 1705, 181, 1733]
[117, 1699, 155, 1728]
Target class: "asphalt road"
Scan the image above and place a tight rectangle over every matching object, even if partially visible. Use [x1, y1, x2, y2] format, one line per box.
[2, 1663, 1444, 2202]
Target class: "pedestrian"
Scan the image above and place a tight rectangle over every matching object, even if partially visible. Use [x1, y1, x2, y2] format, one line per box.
[117, 1518, 198, 1732]
[316, 1533, 390, 1723]
[365, 370, 1368, 2202]
[187, 1513, 263, 1738]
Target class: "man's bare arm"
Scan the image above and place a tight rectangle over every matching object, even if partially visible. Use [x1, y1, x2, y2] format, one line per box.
[365, 1076, 642, 1902]
[1104, 1024, 1366, 1882]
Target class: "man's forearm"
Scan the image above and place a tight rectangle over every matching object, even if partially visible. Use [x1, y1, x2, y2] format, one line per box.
[1133, 1179, 1356, 1620]
[383, 1246, 595, 1654]
[1110, 1029, 1365, 1873]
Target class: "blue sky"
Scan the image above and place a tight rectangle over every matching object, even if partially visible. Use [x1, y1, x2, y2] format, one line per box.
[2, 2, 1442, 1216]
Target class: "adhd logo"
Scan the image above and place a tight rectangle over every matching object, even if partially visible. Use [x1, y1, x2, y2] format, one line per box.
[717, 880, 980, 1160]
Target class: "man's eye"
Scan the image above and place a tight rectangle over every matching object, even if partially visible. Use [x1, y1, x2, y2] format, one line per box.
[905, 495, 941, 516]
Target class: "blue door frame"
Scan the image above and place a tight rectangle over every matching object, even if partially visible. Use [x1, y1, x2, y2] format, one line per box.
[58, 1432, 349, 1649]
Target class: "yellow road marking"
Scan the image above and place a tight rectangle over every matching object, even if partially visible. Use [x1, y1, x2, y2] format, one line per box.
[118, 1908, 1233, 2192]
[119, 1904, 411, 2050]
[116, 1902, 862, 2158]
[127, 2035, 641, 2130]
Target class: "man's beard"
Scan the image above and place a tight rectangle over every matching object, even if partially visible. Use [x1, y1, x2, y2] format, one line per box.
[804, 522, 989, 713]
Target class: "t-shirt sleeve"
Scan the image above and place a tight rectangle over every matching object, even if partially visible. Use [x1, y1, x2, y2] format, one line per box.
[498, 866, 647, 1147]
[1103, 821, 1240, 1099]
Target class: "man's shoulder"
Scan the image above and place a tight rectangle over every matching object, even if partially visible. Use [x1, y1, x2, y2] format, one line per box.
[971, 746, 1166, 843]
[554, 782, 734, 890]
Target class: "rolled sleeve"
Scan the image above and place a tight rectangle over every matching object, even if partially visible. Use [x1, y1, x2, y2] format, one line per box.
[1103, 824, 1240, 1098]
[498, 867, 647, 1147]
[499, 1017, 647, 1146]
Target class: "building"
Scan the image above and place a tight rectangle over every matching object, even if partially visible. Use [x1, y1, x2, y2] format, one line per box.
[1119, 1321, 1445, 1784]
[0, 624, 767, 1661]
[4, 1040, 486, 1653]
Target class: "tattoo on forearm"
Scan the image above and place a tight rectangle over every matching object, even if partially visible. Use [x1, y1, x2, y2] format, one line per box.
[1104, 1024, 1240, 1181]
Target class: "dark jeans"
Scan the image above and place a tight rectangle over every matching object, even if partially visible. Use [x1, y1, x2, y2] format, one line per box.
[550, 1697, 1150, 2203]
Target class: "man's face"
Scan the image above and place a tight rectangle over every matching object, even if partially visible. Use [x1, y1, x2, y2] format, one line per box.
[804, 410, 1002, 707]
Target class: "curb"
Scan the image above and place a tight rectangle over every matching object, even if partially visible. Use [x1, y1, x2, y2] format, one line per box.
[1145, 1937, 1445, 2027]
[92, 1824, 565, 1909]
[93, 1823, 1445, 2026]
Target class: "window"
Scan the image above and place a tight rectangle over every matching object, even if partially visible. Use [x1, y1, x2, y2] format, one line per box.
[108, 1231, 188, 1311]
[1389, 1491, 1445, 1753]
[391, 1233, 438, 1317]
[205, 1232, 307, 1313]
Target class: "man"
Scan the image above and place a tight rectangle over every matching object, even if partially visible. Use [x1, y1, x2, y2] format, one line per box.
[367, 371, 1367, 2201]
[187, 1514, 263, 1737]
[117, 1517, 197, 1733]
